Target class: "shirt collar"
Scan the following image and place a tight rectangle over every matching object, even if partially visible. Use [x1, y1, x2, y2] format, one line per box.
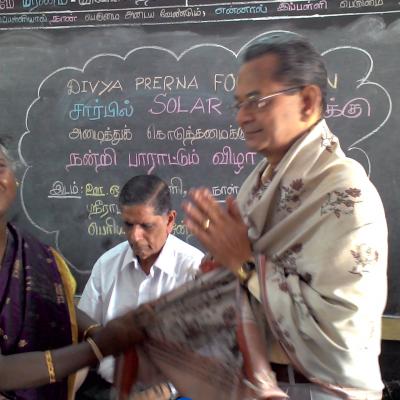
[121, 235, 177, 276]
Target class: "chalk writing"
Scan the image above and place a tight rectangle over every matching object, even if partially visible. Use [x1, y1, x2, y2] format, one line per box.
[325, 97, 371, 119]
[0, 0, 14, 9]
[69, 126, 133, 145]
[87, 200, 120, 219]
[327, 73, 338, 89]
[214, 74, 236, 92]
[67, 80, 124, 96]
[211, 184, 240, 198]
[212, 146, 257, 175]
[172, 221, 192, 241]
[85, 184, 105, 197]
[109, 185, 120, 198]
[135, 75, 198, 91]
[149, 94, 222, 115]
[169, 177, 186, 196]
[65, 147, 117, 172]
[128, 148, 200, 174]
[146, 124, 244, 146]
[88, 217, 124, 236]
[69, 99, 134, 121]
[48, 180, 82, 199]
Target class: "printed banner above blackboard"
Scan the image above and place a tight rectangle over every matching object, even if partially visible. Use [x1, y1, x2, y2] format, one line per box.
[0, 0, 395, 29]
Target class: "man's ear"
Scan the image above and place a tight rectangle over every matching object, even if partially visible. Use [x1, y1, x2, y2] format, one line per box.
[300, 85, 322, 121]
[166, 210, 176, 233]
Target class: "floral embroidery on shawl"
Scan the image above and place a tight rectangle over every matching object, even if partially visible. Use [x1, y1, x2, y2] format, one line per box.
[321, 188, 362, 218]
[350, 244, 379, 276]
[269, 244, 313, 320]
[245, 166, 276, 209]
[321, 122, 338, 153]
[271, 243, 303, 275]
[271, 317, 296, 354]
[321, 127, 337, 152]
[277, 178, 304, 213]
[247, 182, 269, 208]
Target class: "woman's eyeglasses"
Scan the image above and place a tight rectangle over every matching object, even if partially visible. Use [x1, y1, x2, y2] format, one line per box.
[232, 86, 303, 113]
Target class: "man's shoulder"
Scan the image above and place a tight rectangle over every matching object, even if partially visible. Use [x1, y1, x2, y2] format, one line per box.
[167, 234, 204, 259]
[94, 240, 131, 269]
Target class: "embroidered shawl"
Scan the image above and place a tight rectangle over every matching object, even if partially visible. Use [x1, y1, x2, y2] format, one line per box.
[237, 119, 387, 399]
[0, 224, 78, 400]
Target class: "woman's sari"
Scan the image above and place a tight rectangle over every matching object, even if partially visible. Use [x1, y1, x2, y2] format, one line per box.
[0, 224, 78, 400]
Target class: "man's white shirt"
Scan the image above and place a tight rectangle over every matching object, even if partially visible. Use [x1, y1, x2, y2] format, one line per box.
[78, 234, 204, 382]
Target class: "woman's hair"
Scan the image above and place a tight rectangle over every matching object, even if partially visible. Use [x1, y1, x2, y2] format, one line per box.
[243, 34, 328, 111]
[0, 137, 17, 172]
[119, 174, 172, 216]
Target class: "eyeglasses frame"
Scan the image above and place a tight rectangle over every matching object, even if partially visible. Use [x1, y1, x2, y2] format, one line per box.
[233, 86, 304, 113]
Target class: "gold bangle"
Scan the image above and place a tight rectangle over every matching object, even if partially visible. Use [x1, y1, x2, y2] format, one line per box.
[44, 350, 56, 384]
[82, 323, 101, 340]
[86, 337, 104, 362]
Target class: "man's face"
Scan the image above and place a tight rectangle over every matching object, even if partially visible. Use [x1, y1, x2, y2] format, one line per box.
[121, 203, 175, 263]
[0, 150, 16, 223]
[235, 54, 305, 162]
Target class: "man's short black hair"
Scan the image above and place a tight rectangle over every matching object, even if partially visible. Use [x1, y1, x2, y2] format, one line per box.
[118, 174, 172, 216]
[243, 33, 327, 110]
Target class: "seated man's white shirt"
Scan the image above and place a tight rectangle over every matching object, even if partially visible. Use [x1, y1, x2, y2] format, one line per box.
[78, 234, 204, 383]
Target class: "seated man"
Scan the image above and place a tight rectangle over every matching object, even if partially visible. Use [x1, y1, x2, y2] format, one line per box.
[78, 174, 204, 399]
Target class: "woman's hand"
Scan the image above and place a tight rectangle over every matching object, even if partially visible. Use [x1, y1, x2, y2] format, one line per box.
[182, 188, 252, 274]
[93, 310, 146, 357]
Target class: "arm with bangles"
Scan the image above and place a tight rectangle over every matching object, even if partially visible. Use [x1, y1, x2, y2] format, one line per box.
[76, 307, 103, 341]
[0, 309, 143, 391]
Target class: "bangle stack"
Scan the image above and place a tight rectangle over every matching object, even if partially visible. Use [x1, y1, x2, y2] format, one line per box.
[86, 337, 104, 363]
[44, 350, 56, 384]
[82, 323, 101, 340]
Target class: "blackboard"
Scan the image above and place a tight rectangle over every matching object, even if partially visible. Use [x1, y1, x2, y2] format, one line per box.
[1, 1, 399, 316]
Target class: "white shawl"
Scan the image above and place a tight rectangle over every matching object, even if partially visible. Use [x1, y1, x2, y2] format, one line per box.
[237, 119, 387, 399]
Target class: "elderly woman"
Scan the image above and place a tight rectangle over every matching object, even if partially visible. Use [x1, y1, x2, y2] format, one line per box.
[0, 139, 143, 400]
